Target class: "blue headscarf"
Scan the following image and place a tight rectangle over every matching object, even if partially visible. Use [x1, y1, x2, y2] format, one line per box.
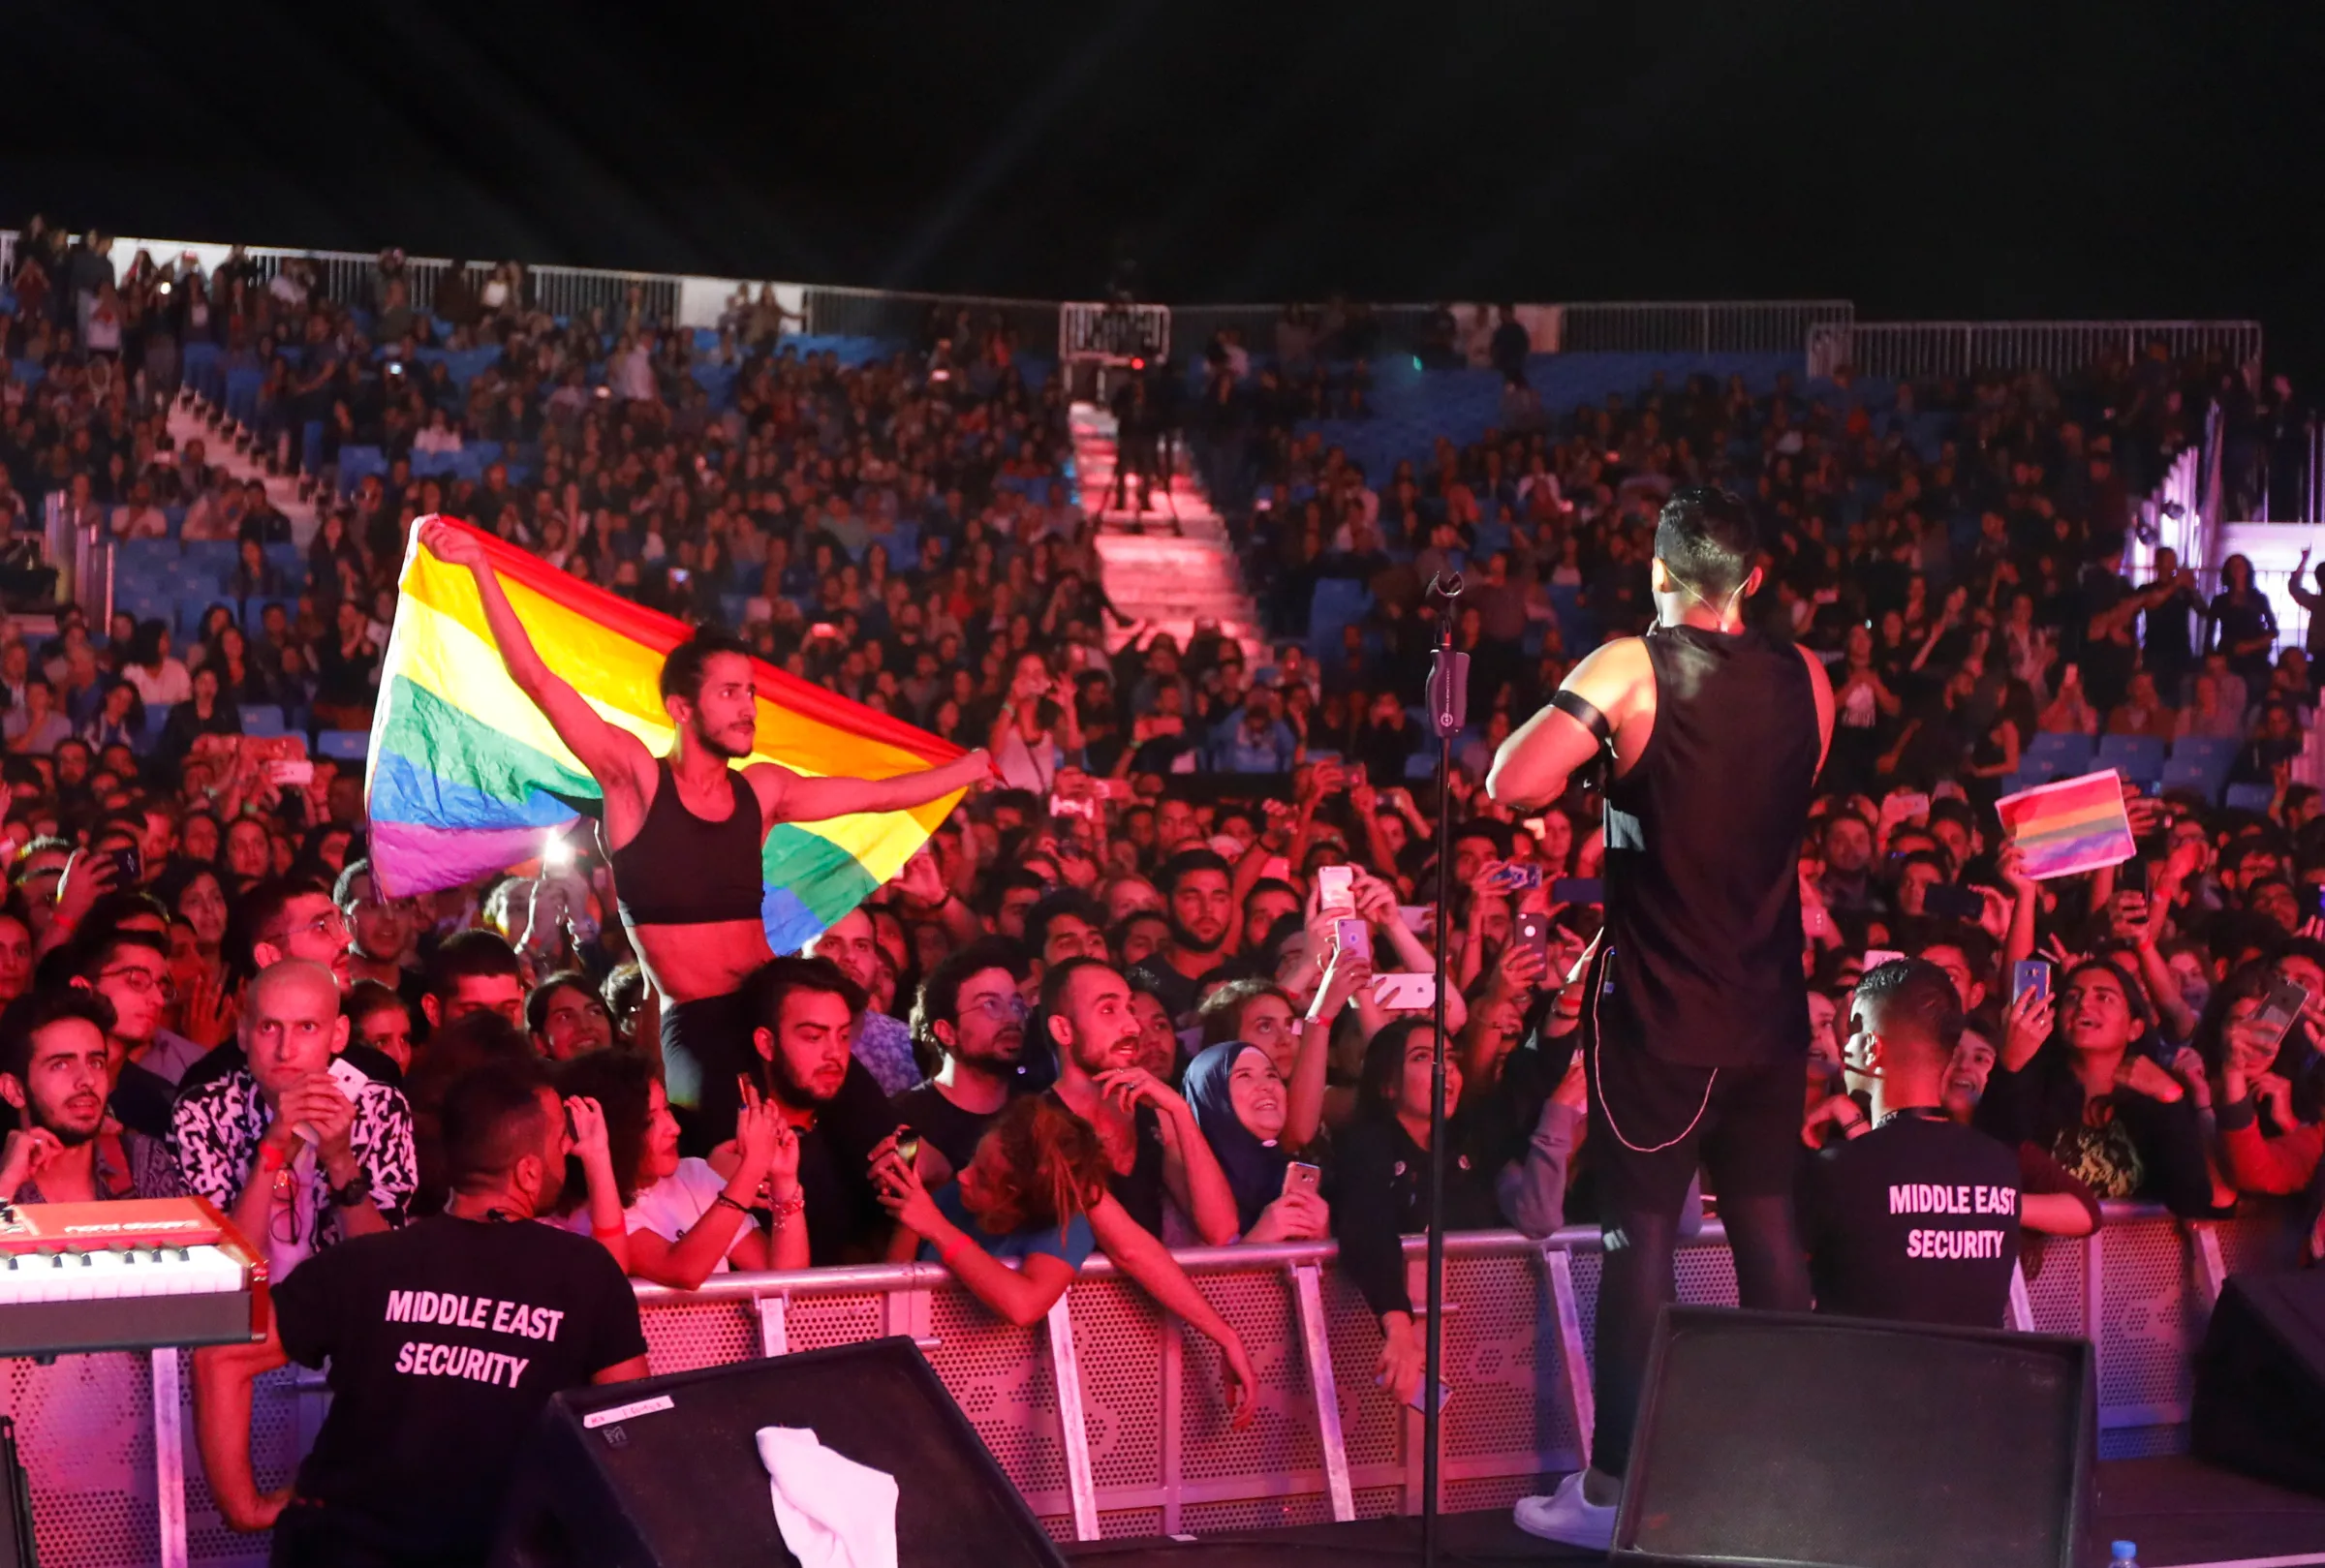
[1182, 1041, 1290, 1234]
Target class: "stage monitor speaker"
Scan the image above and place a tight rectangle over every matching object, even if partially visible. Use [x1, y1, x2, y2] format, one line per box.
[488, 1336, 1068, 1568]
[2193, 1268, 2325, 1496]
[1613, 1307, 2096, 1568]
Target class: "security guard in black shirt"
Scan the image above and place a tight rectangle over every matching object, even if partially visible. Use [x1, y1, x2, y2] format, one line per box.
[1805, 958, 2023, 1329]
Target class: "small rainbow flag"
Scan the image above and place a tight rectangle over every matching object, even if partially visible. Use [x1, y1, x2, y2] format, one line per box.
[364, 518, 965, 950]
[1996, 770, 2136, 881]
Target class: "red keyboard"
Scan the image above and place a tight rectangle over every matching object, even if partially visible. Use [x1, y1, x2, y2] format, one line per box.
[0, 1197, 268, 1358]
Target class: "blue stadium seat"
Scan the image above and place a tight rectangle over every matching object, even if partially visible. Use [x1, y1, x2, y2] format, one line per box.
[1403, 753, 1438, 781]
[2095, 734, 2165, 786]
[2224, 783, 2276, 815]
[2160, 756, 2225, 802]
[1308, 579, 1373, 656]
[2171, 734, 2238, 768]
[136, 705, 174, 754]
[240, 705, 286, 738]
[2024, 731, 2095, 774]
[317, 730, 368, 761]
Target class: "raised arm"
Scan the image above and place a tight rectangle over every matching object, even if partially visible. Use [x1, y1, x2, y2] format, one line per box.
[760, 750, 990, 825]
[420, 517, 649, 795]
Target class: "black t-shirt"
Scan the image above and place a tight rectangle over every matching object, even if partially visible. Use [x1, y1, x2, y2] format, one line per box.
[888, 1080, 1010, 1176]
[110, 1061, 175, 1139]
[1047, 1091, 1168, 1236]
[1127, 957, 1212, 1028]
[795, 1059, 902, 1267]
[1804, 1111, 2022, 1329]
[272, 1214, 647, 1563]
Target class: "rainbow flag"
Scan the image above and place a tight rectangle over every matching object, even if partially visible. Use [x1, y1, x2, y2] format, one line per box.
[1996, 770, 2136, 881]
[364, 518, 966, 951]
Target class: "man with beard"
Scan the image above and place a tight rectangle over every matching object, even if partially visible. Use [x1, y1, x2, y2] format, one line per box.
[1129, 847, 1234, 1024]
[0, 987, 183, 1201]
[1041, 957, 1239, 1245]
[741, 955, 899, 1264]
[892, 939, 1030, 1182]
[194, 1059, 648, 1562]
[812, 906, 919, 1095]
[426, 518, 990, 1152]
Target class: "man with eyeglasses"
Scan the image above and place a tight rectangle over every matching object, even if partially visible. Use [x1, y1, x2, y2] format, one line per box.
[74, 929, 185, 1138]
[239, 876, 355, 992]
[170, 960, 417, 1282]
[181, 878, 406, 1096]
[894, 939, 1031, 1182]
[335, 859, 422, 1011]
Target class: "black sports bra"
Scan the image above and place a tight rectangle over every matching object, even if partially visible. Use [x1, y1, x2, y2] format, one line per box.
[604, 758, 765, 927]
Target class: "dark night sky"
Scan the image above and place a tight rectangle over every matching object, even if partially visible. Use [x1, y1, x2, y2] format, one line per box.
[7, 1, 2318, 371]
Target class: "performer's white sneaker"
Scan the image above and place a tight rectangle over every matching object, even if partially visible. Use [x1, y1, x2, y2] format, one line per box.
[1512, 1471, 1616, 1552]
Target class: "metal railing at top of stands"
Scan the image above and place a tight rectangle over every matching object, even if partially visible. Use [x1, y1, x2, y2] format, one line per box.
[9, 1203, 2293, 1567]
[1060, 302, 1172, 364]
[1162, 301, 1853, 365]
[800, 284, 1064, 356]
[1554, 298, 1854, 354]
[1808, 319, 2265, 383]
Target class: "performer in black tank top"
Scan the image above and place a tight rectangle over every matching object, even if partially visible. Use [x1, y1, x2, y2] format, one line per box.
[1487, 487, 1836, 1551]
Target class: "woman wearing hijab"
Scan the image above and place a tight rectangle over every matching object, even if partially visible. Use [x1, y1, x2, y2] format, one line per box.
[1182, 1041, 1331, 1243]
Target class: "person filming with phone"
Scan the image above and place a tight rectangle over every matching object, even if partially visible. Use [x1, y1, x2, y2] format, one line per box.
[1485, 486, 1835, 1549]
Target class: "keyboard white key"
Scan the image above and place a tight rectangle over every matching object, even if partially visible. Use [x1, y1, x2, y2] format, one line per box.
[0, 1245, 243, 1306]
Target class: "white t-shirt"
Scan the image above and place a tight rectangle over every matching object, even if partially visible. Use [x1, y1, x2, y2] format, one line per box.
[626, 1158, 749, 1274]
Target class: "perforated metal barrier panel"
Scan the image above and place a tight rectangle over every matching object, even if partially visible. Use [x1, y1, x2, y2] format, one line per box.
[4, 1208, 2293, 1564]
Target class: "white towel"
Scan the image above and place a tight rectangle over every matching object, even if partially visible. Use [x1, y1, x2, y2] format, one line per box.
[756, 1426, 899, 1568]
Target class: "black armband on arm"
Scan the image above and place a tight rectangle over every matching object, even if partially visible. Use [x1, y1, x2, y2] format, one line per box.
[1550, 689, 1613, 749]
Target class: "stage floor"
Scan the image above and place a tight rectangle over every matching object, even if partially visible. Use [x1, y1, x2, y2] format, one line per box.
[1064, 1458, 2325, 1568]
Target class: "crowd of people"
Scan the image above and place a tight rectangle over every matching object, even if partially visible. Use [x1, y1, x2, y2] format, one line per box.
[7, 221, 2325, 1561]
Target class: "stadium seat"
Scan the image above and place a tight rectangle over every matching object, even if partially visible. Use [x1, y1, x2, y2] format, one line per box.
[317, 730, 368, 761]
[2224, 783, 2276, 815]
[240, 705, 287, 738]
[2024, 731, 2095, 774]
[1404, 753, 1438, 781]
[2171, 734, 2238, 769]
[2095, 734, 2166, 786]
[2160, 755, 2225, 802]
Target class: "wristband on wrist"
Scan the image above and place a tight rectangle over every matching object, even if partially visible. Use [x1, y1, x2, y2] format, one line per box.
[592, 1220, 629, 1239]
[259, 1141, 289, 1173]
[713, 1191, 753, 1218]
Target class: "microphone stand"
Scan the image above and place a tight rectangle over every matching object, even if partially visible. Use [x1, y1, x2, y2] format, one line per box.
[1421, 573, 1468, 1568]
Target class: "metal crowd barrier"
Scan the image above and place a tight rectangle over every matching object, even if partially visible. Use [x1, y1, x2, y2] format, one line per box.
[0, 1204, 2298, 1568]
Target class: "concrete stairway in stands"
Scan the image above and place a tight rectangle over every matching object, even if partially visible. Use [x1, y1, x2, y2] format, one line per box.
[1070, 402, 1264, 662]
[166, 391, 319, 544]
